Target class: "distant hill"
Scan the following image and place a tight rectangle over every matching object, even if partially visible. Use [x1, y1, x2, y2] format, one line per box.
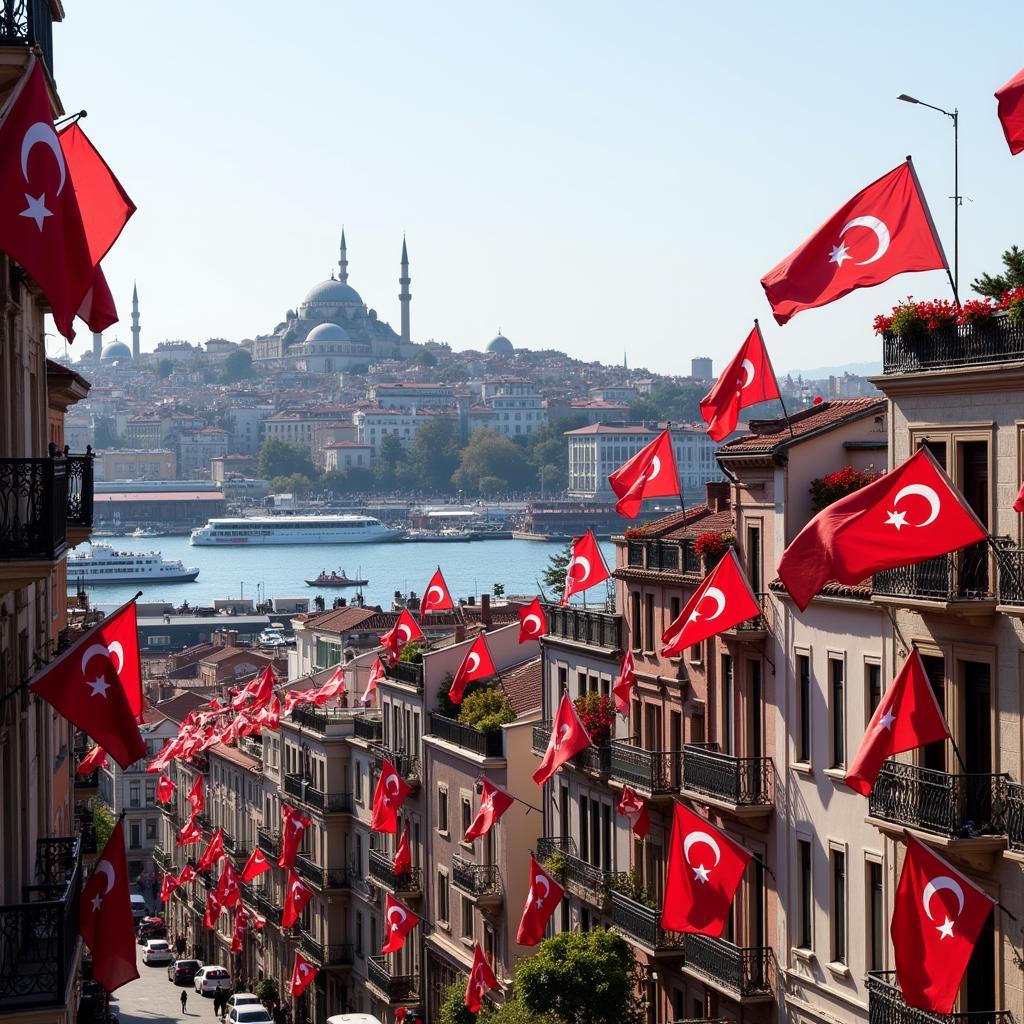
[782, 360, 881, 379]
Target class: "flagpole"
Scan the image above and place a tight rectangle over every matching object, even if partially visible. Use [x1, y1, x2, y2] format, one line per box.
[905, 154, 959, 308]
[667, 421, 687, 530]
[756, 320, 797, 441]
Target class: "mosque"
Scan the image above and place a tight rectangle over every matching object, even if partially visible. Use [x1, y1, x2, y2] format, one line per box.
[246, 231, 419, 371]
[81, 284, 142, 365]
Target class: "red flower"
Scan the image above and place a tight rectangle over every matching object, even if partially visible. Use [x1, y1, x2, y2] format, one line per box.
[958, 298, 995, 325]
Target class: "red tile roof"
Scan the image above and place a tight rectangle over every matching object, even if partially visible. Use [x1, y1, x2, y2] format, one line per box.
[500, 656, 542, 715]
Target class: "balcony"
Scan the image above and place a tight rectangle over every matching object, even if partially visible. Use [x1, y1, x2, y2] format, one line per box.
[610, 890, 684, 955]
[873, 546, 995, 616]
[532, 722, 610, 776]
[0, 0, 55, 74]
[545, 605, 624, 652]
[153, 845, 170, 872]
[536, 839, 611, 911]
[257, 827, 279, 858]
[291, 704, 354, 735]
[429, 713, 503, 758]
[721, 593, 769, 641]
[610, 739, 683, 797]
[451, 855, 502, 908]
[867, 971, 1010, 1024]
[683, 934, 773, 1003]
[0, 457, 67, 582]
[881, 314, 1024, 375]
[0, 837, 81, 1012]
[370, 744, 420, 785]
[250, 887, 282, 927]
[1007, 782, 1024, 857]
[64, 450, 94, 545]
[681, 744, 773, 823]
[294, 851, 348, 891]
[366, 954, 418, 1003]
[624, 538, 701, 578]
[367, 848, 422, 899]
[386, 660, 424, 691]
[352, 714, 384, 743]
[996, 548, 1024, 614]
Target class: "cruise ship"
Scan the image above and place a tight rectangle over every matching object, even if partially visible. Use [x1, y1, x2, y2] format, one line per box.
[68, 543, 200, 584]
[190, 514, 402, 546]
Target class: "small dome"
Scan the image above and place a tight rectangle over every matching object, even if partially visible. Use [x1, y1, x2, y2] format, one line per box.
[487, 333, 513, 354]
[301, 279, 363, 308]
[101, 340, 132, 362]
[305, 322, 351, 344]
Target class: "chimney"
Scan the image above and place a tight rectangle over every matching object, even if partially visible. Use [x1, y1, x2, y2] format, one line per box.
[481, 593, 492, 628]
[454, 623, 466, 644]
[705, 480, 730, 513]
[226, 629, 238, 648]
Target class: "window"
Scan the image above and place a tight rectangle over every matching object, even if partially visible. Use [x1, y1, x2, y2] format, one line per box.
[355, 911, 364, 956]
[146, 818, 157, 841]
[797, 839, 812, 950]
[145, 781, 156, 805]
[437, 869, 450, 925]
[644, 595, 655, 651]
[630, 592, 641, 650]
[130, 822, 141, 849]
[461, 797, 473, 841]
[829, 658, 845, 768]
[129, 782, 141, 808]
[868, 859, 884, 971]
[577, 670, 588, 697]
[831, 848, 847, 964]
[670, 596, 680, 624]
[796, 654, 811, 763]
[867, 662, 882, 720]
[721, 654, 733, 755]
[438, 786, 449, 834]
[461, 896, 474, 941]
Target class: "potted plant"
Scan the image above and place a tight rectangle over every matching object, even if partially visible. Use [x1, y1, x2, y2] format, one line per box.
[809, 465, 879, 512]
[1000, 286, 1024, 324]
[574, 692, 615, 745]
[693, 530, 734, 569]
[542, 851, 567, 880]
[958, 297, 997, 329]
[457, 686, 514, 734]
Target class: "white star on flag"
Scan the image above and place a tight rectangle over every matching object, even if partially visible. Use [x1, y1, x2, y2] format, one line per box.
[828, 241, 851, 267]
[86, 676, 110, 698]
[20, 192, 51, 231]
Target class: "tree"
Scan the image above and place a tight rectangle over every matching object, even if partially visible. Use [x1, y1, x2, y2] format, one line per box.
[93, 801, 115, 853]
[410, 417, 461, 493]
[270, 473, 313, 496]
[320, 466, 375, 496]
[257, 438, 315, 481]
[375, 434, 411, 491]
[514, 929, 645, 1024]
[439, 981, 476, 1024]
[972, 245, 1024, 298]
[542, 543, 572, 595]
[453, 430, 535, 495]
[628, 380, 706, 424]
[414, 348, 438, 367]
[155, 358, 174, 379]
[220, 348, 254, 383]
[252, 978, 279, 1005]
[93, 417, 120, 448]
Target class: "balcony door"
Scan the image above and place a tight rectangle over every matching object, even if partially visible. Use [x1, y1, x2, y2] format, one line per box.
[747, 659, 763, 762]
[644, 703, 662, 752]
[964, 914, 996, 1014]
[920, 655, 946, 772]
[962, 661, 992, 774]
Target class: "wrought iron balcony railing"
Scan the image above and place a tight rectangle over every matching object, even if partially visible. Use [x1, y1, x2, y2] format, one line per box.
[0, 0, 55, 73]
[0, 457, 67, 560]
[368, 848, 422, 895]
[873, 546, 991, 602]
[867, 971, 1010, 1024]
[65, 450, 94, 530]
[881, 314, 1024, 375]
[352, 714, 384, 743]
[610, 739, 683, 794]
[997, 548, 1024, 608]
[323, 943, 354, 967]
[291, 704, 354, 734]
[532, 722, 611, 774]
[535, 838, 612, 909]
[451, 855, 502, 901]
[293, 852, 348, 891]
[257, 827, 279, 857]
[367, 954, 417, 1002]
[682, 744, 773, 808]
[386, 660, 424, 691]
[370, 744, 420, 783]
[610, 889, 684, 953]
[869, 761, 1007, 839]
[1007, 782, 1024, 853]
[429, 713, 503, 758]
[153, 845, 170, 872]
[299, 930, 324, 964]
[723, 592, 770, 635]
[626, 539, 702, 576]
[545, 605, 624, 650]
[684, 934, 772, 1000]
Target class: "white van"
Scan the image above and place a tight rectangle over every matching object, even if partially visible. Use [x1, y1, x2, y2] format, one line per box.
[129, 894, 147, 923]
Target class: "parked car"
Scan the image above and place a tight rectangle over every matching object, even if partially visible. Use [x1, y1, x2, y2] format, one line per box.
[225, 994, 262, 1011]
[137, 916, 166, 943]
[129, 894, 148, 923]
[225, 1009, 273, 1024]
[141, 939, 174, 966]
[258, 628, 287, 647]
[194, 965, 232, 996]
[167, 959, 202, 985]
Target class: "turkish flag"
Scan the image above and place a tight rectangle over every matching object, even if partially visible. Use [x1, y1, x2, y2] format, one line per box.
[699, 323, 781, 441]
[279, 804, 311, 869]
[258, 694, 282, 729]
[761, 161, 947, 325]
[892, 835, 994, 1013]
[187, 775, 204, 816]
[449, 634, 497, 704]
[464, 778, 514, 842]
[608, 429, 680, 518]
[562, 530, 610, 605]
[845, 650, 950, 795]
[202, 889, 222, 930]
[371, 759, 413, 834]
[156, 775, 176, 803]
[289, 951, 319, 997]
[380, 608, 424, 660]
[197, 828, 225, 873]
[0, 60, 94, 339]
[282, 871, 313, 928]
[393, 825, 412, 876]
[76, 263, 118, 333]
[421, 567, 455, 614]
[159, 872, 180, 902]
[147, 741, 173, 773]
[233, 664, 275, 710]
[617, 786, 650, 839]
[465, 944, 499, 1014]
[661, 550, 760, 657]
[1014, 481, 1024, 514]
[777, 447, 987, 611]
[661, 802, 750, 936]
[76, 744, 108, 774]
[612, 650, 636, 716]
[241, 847, 272, 883]
[29, 598, 146, 768]
[518, 597, 548, 643]
[283, 687, 317, 717]
[230, 905, 248, 954]
[176, 815, 202, 847]
[312, 665, 346, 706]
[215, 860, 241, 909]
[178, 864, 196, 886]
[996, 67, 1024, 155]
[79, 820, 138, 993]
[360, 658, 385, 707]
[382, 893, 420, 953]
[532, 693, 592, 786]
[516, 856, 564, 946]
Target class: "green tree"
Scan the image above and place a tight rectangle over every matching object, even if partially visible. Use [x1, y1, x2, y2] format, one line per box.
[972, 245, 1024, 298]
[374, 434, 411, 491]
[457, 686, 514, 733]
[93, 801, 115, 853]
[483, 1001, 559, 1024]
[252, 978, 279, 1004]
[155, 358, 175, 379]
[439, 981, 477, 1024]
[220, 348, 254, 383]
[628, 380, 706, 424]
[542, 543, 572, 595]
[271, 473, 313, 496]
[257, 438, 316, 481]
[414, 348, 439, 367]
[320, 466, 375, 496]
[93, 417, 120, 448]
[514, 929, 645, 1024]
[453, 430, 535, 495]
[411, 417, 461, 493]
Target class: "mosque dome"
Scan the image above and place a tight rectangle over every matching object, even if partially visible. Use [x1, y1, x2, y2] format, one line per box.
[305, 322, 351, 344]
[487, 333, 513, 354]
[100, 340, 132, 362]
[301, 279, 363, 308]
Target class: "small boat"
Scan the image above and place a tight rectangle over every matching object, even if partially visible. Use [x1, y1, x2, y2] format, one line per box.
[305, 568, 370, 588]
[131, 527, 160, 538]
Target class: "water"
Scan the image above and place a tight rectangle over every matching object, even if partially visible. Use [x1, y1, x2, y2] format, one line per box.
[74, 535, 617, 611]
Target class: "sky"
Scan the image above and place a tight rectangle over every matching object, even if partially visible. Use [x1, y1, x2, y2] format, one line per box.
[48, 1, 1024, 376]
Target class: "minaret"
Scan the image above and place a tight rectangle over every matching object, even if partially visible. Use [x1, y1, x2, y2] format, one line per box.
[338, 228, 349, 284]
[92, 332, 102, 360]
[399, 235, 411, 344]
[130, 283, 140, 359]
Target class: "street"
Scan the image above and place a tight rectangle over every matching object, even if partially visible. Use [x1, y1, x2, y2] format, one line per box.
[112, 947, 223, 1024]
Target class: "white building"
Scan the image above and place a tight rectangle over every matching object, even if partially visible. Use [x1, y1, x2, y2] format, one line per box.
[228, 403, 274, 455]
[354, 407, 447, 457]
[480, 377, 547, 437]
[177, 426, 230, 479]
[370, 383, 455, 408]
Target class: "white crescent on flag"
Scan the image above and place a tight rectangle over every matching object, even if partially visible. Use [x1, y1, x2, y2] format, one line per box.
[523, 613, 542, 635]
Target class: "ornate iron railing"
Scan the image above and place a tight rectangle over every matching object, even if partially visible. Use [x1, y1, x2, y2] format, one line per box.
[873, 546, 991, 601]
[882, 316, 1024, 375]
[429, 713, 503, 758]
[1007, 782, 1024, 852]
[367, 954, 417, 1002]
[0, 0, 54, 72]
[64, 451, 94, 529]
[534, 841, 609, 908]
[546, 605, 624, 650]
[451, 855, 502, 900]
[867, 971, 1010, 1024]
[291, 704, 352, 733]
[684, 934, 772, 999]
[869, 761, 1007, 838]
[610, 890, 684, 952]
[251, 887, 281, 926]
[153, 845, 170, 872]
[724, 592, 770, 634]
[257, 827, 279, 857]
[353, 715, 384, 742]
[532, 723, 610, 774]
[387, 660, 424, 691]
[323, 943, 354, 967]
[626, 539, 699, 574]
[0, 457, 67, 560]
[299, 929, 324, 964]
[610, 739, 683, 794]
[370, 744, 420, 783]
[682, 744, 773, 807]
[368, 848, 421, 895]
[996, 548, 1024, 607]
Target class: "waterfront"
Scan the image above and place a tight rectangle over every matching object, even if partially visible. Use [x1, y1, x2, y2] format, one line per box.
[71, 535, 617, 610]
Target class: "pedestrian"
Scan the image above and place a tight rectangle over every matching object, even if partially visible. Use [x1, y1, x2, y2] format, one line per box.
[213, 989, 222, 1016]
[180, 989, 188, 1015]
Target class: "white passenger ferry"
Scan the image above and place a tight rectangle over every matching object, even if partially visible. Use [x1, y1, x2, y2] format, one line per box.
[68, 543, 200, 584]
[190, 514, 401, 546]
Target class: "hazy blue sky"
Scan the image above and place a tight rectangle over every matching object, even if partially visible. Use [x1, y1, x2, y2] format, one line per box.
[50, 1, 1024, 375]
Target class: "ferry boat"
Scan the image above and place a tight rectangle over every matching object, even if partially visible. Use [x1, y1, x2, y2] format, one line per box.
[305, 568, 370, 587]
[190, 515, 401, 546]
[68, 543, 200, 584]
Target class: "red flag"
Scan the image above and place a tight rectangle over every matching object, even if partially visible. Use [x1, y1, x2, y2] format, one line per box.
[516, 856, 564, 946]
[845, 650, 950, 796]
[661, 550, 760, 656]
[282, 871, 313, 928]
[448, 634, 497, 704]
[147, 741, 174, 773]
[178, 864, 196, 886]
[371, 759, 413, 833]
[661, 802, 750, 936]
[777, 447, 987, 612]
[996, 67, 1024, 156]
[289, 951, 319, 997]
[202, 889, 222, 930]
[380, 608, 424, 660]
[232, 664, 275, 710]
[257, 694, 282, 729]
[230, 905, 248, 954]
[76, 744, 109, 774]
[393, 825, 412, 876]
[761, 161, 947, 325]
[381, 893, 419, 953]
[892, 835, 994, 1013]
[532, 694, 592, 786]
[360, 658, 385, 707]
[608, 429, 680, 518]
[518, 597, 548, 643]
[29, 598, 146, 768]
[616, 786, 650, 839]
[612, 650, 636, 716]
[561, 530, 610, 605]
[176, 815, 201, 847]
[312, 665, 346, 706]
[156, 775, 176, 803]
[197, 828, 225, 873]
[77, 263, 118, 333]
[465, 944, 499, 1014]
[241, 847, 272, 882]
[1014, 481, 1024, 515]
[79, 820, 139, 993]
[283, 688, 317, 717]
[159, 871, 180, 902]
[187, 775, 204, 816]
[699, 323, 781, 441]
[464, 778, 514, 842]
[215, 860, 241, 909]
[421, 567, 455, 614]
[279, 804, 311, 869]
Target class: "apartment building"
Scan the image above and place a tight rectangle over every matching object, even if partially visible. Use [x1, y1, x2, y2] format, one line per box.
[177, 426, 230, 479]
[480, 378, 547, 438]
[96, 448, 177, 481]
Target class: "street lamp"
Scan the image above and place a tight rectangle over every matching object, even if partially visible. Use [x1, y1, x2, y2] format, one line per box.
[898, 93, 960, 303]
